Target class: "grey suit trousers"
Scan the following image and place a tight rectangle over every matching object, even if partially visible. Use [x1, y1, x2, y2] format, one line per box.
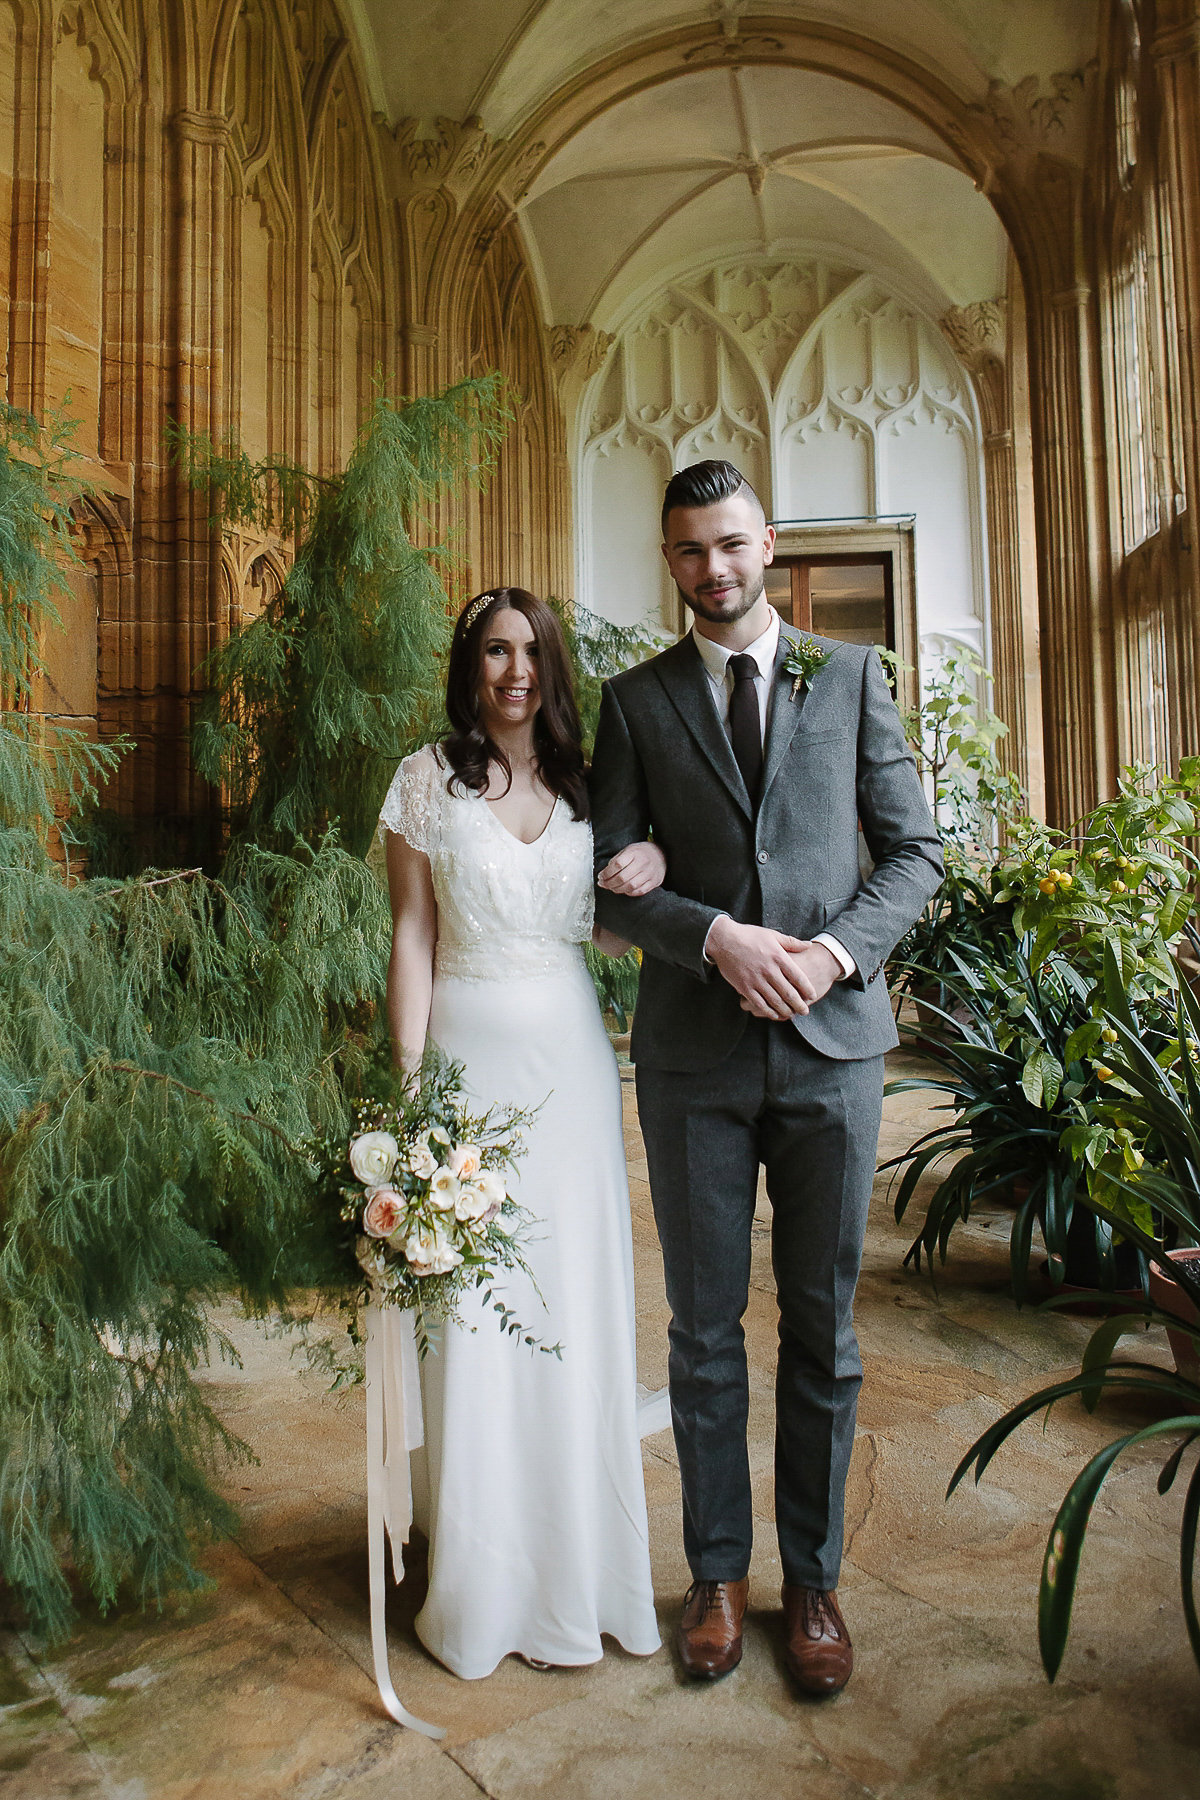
[636, 1018, 883, 1590]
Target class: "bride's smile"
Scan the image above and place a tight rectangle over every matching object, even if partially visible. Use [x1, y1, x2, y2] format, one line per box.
[479, 611, 541, 729]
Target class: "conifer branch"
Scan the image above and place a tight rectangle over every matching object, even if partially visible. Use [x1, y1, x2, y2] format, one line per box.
[100, 1062, 300, 1150]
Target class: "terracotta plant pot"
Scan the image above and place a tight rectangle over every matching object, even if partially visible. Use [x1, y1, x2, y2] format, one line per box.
[1147, 1247, 1200, 1380]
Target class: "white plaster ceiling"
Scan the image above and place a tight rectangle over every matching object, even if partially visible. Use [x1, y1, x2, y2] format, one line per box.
[351, 0, 1102, 134]
[520, 66, 1010, 325]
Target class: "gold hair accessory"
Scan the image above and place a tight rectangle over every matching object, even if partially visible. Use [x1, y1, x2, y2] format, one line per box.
[462, 592, 497, 630]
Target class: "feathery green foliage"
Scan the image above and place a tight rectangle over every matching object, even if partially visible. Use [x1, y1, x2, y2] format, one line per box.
[0, 402, 125, 842]
[2, 388, 498, 1642]
[175, 377, 509, 856]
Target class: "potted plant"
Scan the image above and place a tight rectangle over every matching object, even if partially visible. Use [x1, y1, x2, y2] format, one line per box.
[947, 944, 1200, 1680]
[882, 937, 1147, 1301]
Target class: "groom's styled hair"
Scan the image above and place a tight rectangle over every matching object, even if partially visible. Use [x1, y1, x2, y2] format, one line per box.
[661, 460, 766, 537]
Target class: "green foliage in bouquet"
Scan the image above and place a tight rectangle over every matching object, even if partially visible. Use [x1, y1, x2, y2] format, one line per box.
[1, 386, 504, 1642]
[172, 376, 509, 858]
[303, 1048, 559, 1363]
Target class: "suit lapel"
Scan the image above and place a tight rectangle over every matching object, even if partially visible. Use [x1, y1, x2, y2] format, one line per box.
[760, 626, 810, 804]
[653, 634, 751, 818]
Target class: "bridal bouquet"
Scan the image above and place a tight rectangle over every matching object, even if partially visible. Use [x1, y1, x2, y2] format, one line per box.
[307, 1053, 555, 1357]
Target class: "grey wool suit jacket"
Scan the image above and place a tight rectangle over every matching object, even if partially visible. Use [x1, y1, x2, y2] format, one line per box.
[590, 626, 944, 1072]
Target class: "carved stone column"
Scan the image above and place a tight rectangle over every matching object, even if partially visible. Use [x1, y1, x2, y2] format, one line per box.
[1152, 2, 1200, 761]
[954, 68, 1115, 825]
[940, 296, 1044, 811]
[168, 107, 228, 827]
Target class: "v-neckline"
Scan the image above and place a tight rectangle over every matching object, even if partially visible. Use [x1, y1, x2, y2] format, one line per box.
[482, 792, 559, 848]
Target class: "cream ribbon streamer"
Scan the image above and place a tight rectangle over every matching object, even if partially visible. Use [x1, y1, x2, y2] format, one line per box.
[364, 1300, 445, 1737]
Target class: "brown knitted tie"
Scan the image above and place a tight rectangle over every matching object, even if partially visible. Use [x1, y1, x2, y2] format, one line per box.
[728, 653, 762, 803]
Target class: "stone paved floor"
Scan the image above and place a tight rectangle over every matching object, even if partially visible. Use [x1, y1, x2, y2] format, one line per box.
[3, 1051, 1200, 1799]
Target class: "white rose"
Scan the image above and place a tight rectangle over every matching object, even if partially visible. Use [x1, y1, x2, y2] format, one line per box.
[403, 1219, 463, 1277]
[428, 1166, 460, 1211]
[448, 1142, 482, 1180]
[349, 1131, 399, 1186]
[476, 1169, 506, 1207]
[407, 1142, 438, 1179]
[427, 1237, 464, 1275]
[454, 1182, 490, 1222]
[430, 1126, 451, 1146]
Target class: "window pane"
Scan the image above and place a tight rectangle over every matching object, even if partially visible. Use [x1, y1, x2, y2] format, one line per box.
[809, 562, 887, 645]
[763, 563, 793, 626]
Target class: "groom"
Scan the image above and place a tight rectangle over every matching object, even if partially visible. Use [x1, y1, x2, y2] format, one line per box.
[590, 460, 942, 1695]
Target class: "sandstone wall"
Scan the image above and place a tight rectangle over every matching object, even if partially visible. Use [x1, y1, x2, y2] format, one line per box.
[0, 0, 570, 850]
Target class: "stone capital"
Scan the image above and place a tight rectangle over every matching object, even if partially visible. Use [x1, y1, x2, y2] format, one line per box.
[960, 63, 1098, 177]
[547, 324, 615, 382]
[940, 299, 1006, 369]
[391, 114, 495, 200]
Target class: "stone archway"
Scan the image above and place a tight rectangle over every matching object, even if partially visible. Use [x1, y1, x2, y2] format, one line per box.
[398, 16, 1110, 823]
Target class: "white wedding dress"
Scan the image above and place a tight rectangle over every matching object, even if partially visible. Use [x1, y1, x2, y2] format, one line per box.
[378, 746, 661, 1679]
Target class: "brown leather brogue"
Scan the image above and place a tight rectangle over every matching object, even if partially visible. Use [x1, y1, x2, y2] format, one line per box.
[676, 1578, 749, 1680]
[781, 1584, 853, 1696]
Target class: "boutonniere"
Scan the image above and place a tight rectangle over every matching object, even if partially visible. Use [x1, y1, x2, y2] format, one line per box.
[782, 635, 832, 701]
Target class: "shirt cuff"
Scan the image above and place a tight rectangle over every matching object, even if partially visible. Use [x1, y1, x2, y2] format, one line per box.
[814, 932, 856, 980]
[701, 914, 727, 964]
[704, 919, 856, 981]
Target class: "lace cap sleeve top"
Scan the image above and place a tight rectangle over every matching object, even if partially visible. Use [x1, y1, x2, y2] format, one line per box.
[378, 745, 595, 981]
[378, 743, 441, 856]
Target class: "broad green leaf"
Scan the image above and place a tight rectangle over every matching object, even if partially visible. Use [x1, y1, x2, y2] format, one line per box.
[1022, 1048, 1063, 1110]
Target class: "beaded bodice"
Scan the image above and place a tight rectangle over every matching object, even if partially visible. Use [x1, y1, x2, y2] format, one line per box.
[379, 746, 594, 982]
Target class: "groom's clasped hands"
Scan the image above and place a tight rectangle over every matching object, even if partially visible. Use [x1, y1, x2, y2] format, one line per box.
[705, 916, 842, 1021]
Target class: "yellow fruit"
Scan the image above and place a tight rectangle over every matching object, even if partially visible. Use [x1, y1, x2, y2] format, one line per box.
[1096, 1065, 1114, 1081]
[1057, 871, 1073, 886]
[1110, 880, 1127, 893]
[1038, 878, 1057, 894]
[1101, 1027, 1119, 1044]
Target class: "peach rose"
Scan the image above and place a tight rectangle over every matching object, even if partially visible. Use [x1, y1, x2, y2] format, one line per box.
[448, 1142, 482, 1181]
[362, 1187, 404, 1239]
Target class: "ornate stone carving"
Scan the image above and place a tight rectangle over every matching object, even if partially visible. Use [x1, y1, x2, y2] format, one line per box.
[963, 64, 1098, 172]
[940, 301, 1006, 367]
[392, 114, 493, 198]
[682, 33, 784, 64]
[547, 324, 614, 381]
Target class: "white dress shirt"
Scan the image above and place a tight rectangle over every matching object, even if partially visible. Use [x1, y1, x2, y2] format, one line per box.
[693, 609, 856, 981]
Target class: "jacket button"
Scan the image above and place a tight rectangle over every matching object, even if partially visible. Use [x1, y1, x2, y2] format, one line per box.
[756, 850, 769, 864]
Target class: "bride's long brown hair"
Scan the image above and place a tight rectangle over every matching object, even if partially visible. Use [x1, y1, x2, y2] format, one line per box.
[440, 588, 589, 821]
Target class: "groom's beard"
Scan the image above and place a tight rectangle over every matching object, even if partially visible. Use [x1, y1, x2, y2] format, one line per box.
[677, 569, 766, 626]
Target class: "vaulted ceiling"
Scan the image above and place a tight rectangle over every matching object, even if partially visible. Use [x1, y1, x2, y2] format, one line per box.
[347, 0, 1104, 324]
[350, 1, 1101, 135]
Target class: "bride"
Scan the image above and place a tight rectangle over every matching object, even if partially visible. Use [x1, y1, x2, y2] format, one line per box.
[380, 586, 666, 1679]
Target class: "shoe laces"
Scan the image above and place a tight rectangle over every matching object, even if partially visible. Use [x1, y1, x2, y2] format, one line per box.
[805, 1589, 841, 1639]
[687, 1579, 730, 1617]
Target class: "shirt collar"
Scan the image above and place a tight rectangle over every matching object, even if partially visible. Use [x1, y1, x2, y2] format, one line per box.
[691, 606, 781, 684]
